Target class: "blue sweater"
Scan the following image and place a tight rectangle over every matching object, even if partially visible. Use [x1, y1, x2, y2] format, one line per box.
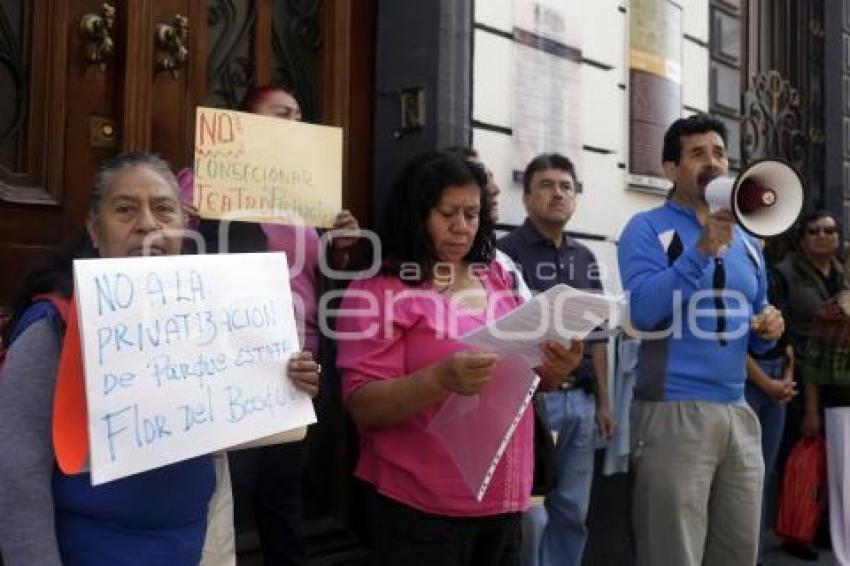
[54, 457, 214, 566]
[617, 201, 774, 402]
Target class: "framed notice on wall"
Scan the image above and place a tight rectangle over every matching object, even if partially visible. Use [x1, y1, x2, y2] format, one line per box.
[627, 0, 682, 193]
[512, 0, 583, 191]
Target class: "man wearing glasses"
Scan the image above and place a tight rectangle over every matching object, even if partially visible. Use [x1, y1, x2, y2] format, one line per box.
[498, 153, 614, 566]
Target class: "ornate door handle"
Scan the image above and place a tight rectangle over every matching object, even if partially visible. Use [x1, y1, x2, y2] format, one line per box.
[155, 14, 189, 78]
[80, 2, 116, 71]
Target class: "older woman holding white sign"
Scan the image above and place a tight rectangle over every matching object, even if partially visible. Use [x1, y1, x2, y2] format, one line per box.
[335, 151, 583, 566]
[0, 152, 319, 566]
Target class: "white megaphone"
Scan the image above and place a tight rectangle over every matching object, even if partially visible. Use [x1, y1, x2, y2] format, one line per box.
[704, 158, 804, 238]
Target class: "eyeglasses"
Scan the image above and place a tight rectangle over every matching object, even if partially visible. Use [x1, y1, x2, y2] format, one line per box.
[536, 181, 576, 194]
[806, 226, 837, 236]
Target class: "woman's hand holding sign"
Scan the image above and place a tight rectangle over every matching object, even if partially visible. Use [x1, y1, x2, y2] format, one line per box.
[330, 209, 360, 251]
[287, 351, 320, 398]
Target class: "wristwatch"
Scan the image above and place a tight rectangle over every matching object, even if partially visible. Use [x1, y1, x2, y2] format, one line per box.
[558, 375, 577, 390]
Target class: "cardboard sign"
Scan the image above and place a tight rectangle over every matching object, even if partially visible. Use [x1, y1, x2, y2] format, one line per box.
[193, 106, 343, 227]
[72, 253, 316, 485]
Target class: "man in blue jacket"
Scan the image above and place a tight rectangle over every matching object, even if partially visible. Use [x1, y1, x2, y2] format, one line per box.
[617, 115, 784, 566]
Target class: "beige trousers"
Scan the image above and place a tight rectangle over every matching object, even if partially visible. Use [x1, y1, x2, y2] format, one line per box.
[200, 453, 236, 566]
[630, 400, 764, 566]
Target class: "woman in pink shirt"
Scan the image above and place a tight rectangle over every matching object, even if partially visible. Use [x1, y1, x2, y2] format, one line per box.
[335, 151, 582, 565]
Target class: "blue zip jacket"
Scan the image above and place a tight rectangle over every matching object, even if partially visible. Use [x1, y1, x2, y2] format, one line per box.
[618, 201, 774, 402]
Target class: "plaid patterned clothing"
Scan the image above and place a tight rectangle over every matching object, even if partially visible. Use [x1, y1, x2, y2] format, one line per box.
[804, 293, 850, 387]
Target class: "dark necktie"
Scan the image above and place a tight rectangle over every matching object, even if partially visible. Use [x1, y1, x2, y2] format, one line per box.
[713, 257, 727, 346]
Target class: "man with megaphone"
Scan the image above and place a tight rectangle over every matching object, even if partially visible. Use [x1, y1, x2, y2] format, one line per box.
[618, 115, 786, 566]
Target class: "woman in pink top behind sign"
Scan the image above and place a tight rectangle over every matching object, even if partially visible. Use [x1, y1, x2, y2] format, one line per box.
[335, 151, 583, 565]
[179, 84, 360, 565]
[179, 84, 359, 356]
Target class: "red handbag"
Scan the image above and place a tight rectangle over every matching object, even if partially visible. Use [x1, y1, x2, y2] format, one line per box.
[776, 437, 827, 544]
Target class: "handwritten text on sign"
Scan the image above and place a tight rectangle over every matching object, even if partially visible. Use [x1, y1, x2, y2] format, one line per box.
[73, 253, 316, 485]
[193, 107, 343, 227]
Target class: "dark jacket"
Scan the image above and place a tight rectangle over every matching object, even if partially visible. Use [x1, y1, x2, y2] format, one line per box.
[772, 251, 847, 361]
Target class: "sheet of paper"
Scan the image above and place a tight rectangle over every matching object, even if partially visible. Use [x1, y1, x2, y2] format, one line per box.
[73, 252, 316, 485]
[428, 284, 624, 501]
[461, 284, 625, 366]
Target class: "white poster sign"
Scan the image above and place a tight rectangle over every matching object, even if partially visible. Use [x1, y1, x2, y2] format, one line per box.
[73, 253, 316, 485]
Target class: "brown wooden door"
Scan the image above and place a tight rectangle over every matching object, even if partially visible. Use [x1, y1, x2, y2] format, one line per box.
[0, 0, 205, 305]
[2, 0, 114, 303]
